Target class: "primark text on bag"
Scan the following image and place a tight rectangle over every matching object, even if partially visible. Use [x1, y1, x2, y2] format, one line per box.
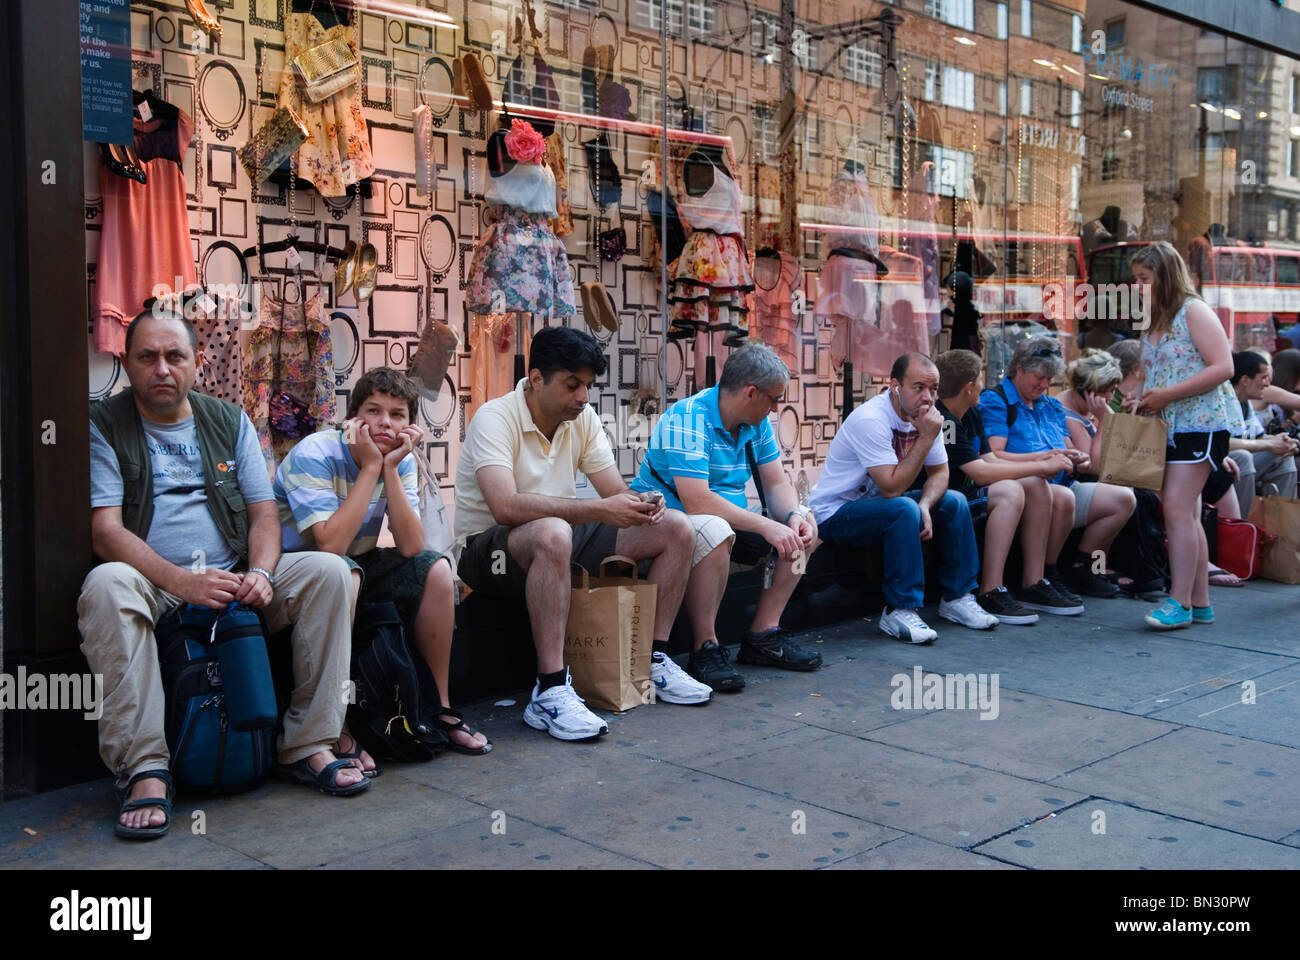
[564, 556, 655, 712]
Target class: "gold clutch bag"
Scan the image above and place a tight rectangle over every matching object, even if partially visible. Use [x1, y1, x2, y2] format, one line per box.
[291, 37, 360, 102]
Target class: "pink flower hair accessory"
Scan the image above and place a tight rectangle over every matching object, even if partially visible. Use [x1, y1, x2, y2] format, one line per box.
[504, 118, 546, 164]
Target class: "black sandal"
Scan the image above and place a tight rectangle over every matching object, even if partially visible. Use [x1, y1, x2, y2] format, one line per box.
[114, 768, 173, 841]
[278, 756, 371, 796]
[336, 731, 382, 778]
[435, 709, 493, 756]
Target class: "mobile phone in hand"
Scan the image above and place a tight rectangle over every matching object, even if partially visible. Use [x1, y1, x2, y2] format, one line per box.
[640, 490, 664, 507]
[1109, 389, 1125, 412]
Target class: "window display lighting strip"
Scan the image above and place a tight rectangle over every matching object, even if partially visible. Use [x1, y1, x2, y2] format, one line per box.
[471, 97, 735, 147]
[799, 222, 1085, 245]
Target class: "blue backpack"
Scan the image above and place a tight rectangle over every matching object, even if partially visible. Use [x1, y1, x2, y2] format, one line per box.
[156, 603, 277, 794]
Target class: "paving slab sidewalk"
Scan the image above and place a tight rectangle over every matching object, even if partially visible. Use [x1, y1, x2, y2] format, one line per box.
[2, 582, 1297, 869]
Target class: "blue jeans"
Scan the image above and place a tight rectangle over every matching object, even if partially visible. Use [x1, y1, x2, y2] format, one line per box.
[819, 490, 980, 609]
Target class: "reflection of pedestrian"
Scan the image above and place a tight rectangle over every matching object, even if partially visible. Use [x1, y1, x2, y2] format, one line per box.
[944, 271, 982, 354]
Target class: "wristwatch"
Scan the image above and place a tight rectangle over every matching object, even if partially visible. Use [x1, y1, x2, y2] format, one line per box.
[784, 506, 814, 524]
[249, 566, 276, 586]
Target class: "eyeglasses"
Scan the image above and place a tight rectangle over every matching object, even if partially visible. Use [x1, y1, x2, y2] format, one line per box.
[758, 388, 784, 406]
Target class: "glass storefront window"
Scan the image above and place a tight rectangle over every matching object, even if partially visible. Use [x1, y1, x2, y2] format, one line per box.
[79, 0, 1300, 510]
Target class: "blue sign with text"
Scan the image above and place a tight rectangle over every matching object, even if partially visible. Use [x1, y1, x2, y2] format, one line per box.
[80, 0, 133, 144]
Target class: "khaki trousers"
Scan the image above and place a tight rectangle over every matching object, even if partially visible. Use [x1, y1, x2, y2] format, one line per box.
[76, 551, 353, 786]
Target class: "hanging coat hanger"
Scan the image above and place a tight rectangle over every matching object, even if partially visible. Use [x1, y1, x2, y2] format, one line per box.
[242, 235, 348, 262]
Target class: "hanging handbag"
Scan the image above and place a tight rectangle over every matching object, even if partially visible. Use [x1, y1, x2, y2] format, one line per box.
[290, 3, 360, 102]
[412, 447, 453, 556]
[238, 105, 309, 186]
[598, 224, 626, 262]
[292, 36, 360, 102]
[407, 317, 460, 400]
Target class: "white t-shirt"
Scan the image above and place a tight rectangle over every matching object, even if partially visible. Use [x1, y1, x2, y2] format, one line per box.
[809, 391, 947, 524]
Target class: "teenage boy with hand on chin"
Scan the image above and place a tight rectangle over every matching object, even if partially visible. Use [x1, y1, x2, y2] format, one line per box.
[275, 367, 490, 763]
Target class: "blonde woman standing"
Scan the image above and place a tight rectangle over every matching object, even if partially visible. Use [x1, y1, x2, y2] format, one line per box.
[1132, 242, 1243, 628]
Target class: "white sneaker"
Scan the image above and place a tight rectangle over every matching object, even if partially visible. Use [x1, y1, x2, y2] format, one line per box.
[938, 593, 1000, 631]
[650, 652, 713, 705]
[878, 606, 938, 644]
[522, 671, 609, 741]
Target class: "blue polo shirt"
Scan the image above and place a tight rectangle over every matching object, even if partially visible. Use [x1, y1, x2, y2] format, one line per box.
[979, 376, 1068, 455]
[631, 386, 781, 511]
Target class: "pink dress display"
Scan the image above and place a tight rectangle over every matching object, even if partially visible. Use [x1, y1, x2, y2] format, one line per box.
[748, 251, 801, 370]
[94, 110, 197, 355]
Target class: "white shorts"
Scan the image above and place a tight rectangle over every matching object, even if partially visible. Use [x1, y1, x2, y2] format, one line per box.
[687, 513, 735, 566]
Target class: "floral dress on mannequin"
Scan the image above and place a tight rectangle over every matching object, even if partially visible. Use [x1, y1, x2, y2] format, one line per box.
[278, 2, 374, 197]
[243, 262, 335, 465]
[667, 149, 752, 340]
[465, 120, 575, 419]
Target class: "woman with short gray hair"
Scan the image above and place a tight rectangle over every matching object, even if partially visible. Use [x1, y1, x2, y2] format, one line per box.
[1009, 335, 1067, 380]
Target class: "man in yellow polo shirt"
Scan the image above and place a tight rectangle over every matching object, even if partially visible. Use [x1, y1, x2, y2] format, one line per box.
[455, 327, 728, 740]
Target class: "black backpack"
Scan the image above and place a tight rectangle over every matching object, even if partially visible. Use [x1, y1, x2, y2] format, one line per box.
[1108, 488, 1169, 594]
[346, 602, 448, 763]
[155, 604, 276, 794]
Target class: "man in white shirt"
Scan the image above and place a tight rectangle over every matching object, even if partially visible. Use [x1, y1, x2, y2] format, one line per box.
[810, 353, 997, 643]
[1224, 351, 1298, 517]
[455, 327, 717, 741]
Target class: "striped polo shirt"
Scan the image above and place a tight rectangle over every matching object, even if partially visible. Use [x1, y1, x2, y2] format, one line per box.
[273, 428, 419, 556]
[631, 386, 780, 511]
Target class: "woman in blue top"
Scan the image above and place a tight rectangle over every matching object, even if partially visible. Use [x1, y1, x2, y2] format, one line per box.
[1132, 242, 1242, 629]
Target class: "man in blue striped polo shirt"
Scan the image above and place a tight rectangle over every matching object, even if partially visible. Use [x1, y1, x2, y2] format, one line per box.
[632, 342, 823, 691]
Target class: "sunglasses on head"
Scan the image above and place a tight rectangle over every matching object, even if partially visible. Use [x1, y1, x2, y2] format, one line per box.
[1032, 346, 1062, 358]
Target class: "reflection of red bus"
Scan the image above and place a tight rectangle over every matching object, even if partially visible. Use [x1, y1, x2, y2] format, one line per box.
[1088, 242, 1300, 349]
[956, 232, 1085, 332]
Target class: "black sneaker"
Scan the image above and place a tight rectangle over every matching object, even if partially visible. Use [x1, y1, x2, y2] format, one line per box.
[1063, 563, 1121, 598]
[687, 641, 745, 692]
[977, 587, 1039, 625]
[1015, 579, 1085, 616]
[1045, 577, 1085, 607]
[736, 628, 823, 671]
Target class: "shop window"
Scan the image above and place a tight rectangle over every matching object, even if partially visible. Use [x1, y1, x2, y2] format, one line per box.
[942, 66, 976, 111]
[1019, 0, 1031, 38]
[1105, 18, 1125, 50]
[924, 0, 974, 31]
[753, 104, 779, 163]
[1278, 246, 1299, 283]
[928, 145, 973, 197]
[996, 3, 1008, 40]
[924, 60, 940, 102]
[843, 44, 882, 87]
[1196, 66, 1238, 106]
[751, 13, 817, 69]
